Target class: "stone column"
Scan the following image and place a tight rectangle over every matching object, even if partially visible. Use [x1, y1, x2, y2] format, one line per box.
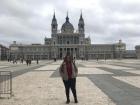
[62, 35, 63, 45]
[72, 36, 73, 44]
[62, 48, 64, 58]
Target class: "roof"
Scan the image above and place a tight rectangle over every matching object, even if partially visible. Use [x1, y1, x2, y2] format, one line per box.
[61, 14, 74, 33]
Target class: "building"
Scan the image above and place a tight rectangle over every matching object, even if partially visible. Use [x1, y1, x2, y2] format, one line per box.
[135, 45, 140, 59]
[10, 41, 50, 60]
[10, 13, 126, 60]
[123, 50, 137, 59]
[0, 44, 9, 60]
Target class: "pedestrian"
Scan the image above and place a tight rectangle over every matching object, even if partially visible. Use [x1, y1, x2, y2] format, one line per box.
[26, 59, 29, 66]
[8, 58, 9, 62]
[59, 54, 78, 104]
[37, 59, 39, 64]
[29, 59, 31, 65]
[15, 59, 17, 64]
[97, 57, 98, 61]
[21, 58, 23, 64]
[13, 59, 15, 64]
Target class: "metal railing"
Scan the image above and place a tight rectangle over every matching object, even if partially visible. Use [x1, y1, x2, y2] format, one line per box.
[0, 71, 12, 98]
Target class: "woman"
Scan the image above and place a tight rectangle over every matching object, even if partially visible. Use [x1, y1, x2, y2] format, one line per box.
[59, 54, 78, 104]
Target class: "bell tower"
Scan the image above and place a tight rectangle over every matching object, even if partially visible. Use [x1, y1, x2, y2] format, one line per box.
[51, 12, 58, 37]
[78, 12, 85, 35]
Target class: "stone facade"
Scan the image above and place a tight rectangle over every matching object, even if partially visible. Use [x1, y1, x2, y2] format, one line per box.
[135, 45, 140, 59]
[123, 50, 137, 59]
[0, 44, 9, 60]
[10, 13, 126, 60]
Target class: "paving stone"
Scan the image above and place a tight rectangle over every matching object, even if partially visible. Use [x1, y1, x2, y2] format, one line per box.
[1, 60, 140, 105]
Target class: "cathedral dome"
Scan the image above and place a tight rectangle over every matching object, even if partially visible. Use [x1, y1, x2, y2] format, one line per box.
[61, 15, 74, 33]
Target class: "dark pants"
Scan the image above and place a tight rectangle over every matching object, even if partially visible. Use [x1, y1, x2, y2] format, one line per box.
[63, 78, 77, 101]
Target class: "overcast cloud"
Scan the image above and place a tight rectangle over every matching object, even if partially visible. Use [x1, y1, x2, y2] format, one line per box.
[0, 0, 140, 49]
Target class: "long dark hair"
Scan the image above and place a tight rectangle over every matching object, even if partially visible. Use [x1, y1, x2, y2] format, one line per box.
[64, 54, 73, 63]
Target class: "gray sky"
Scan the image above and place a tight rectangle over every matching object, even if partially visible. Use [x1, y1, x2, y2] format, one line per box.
[0, 0, 140, 50]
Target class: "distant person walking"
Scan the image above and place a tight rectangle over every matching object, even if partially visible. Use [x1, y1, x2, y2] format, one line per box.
[26, 59, 28, 66]
[26, 59, 29, 66]
[13, 59, 17, 64]
[29, 59, 31, 65]
[59, 54, 78, 104]
[54, 58, 56, 62]
[21, 58, 24, 64]
[36, 59, 39, 64]
[96, 57, 98, 61]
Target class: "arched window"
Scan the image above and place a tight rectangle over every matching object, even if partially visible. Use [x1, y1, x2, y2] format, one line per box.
[80, 24, 83, 28]
[53, 25, 55, 28]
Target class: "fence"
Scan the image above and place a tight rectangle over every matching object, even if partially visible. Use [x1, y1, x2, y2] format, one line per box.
[0, 71, 12, 98]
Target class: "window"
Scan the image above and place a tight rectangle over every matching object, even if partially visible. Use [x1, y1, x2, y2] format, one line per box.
[80, 24, 83, 28]
[53, 25, 55, 28]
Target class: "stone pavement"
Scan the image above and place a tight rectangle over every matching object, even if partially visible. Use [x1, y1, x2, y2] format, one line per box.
[0, 59, 140, 105]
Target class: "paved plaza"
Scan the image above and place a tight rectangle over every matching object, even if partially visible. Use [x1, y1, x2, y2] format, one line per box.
[1, 59, 140, 105]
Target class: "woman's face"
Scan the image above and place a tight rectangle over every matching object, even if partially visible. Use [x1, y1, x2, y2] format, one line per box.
[67, 56, 71, 62]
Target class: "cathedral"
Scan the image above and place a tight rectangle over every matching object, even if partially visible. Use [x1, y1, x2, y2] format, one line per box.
[44, 12, 91, 59]
[10, 13, 126, 60]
